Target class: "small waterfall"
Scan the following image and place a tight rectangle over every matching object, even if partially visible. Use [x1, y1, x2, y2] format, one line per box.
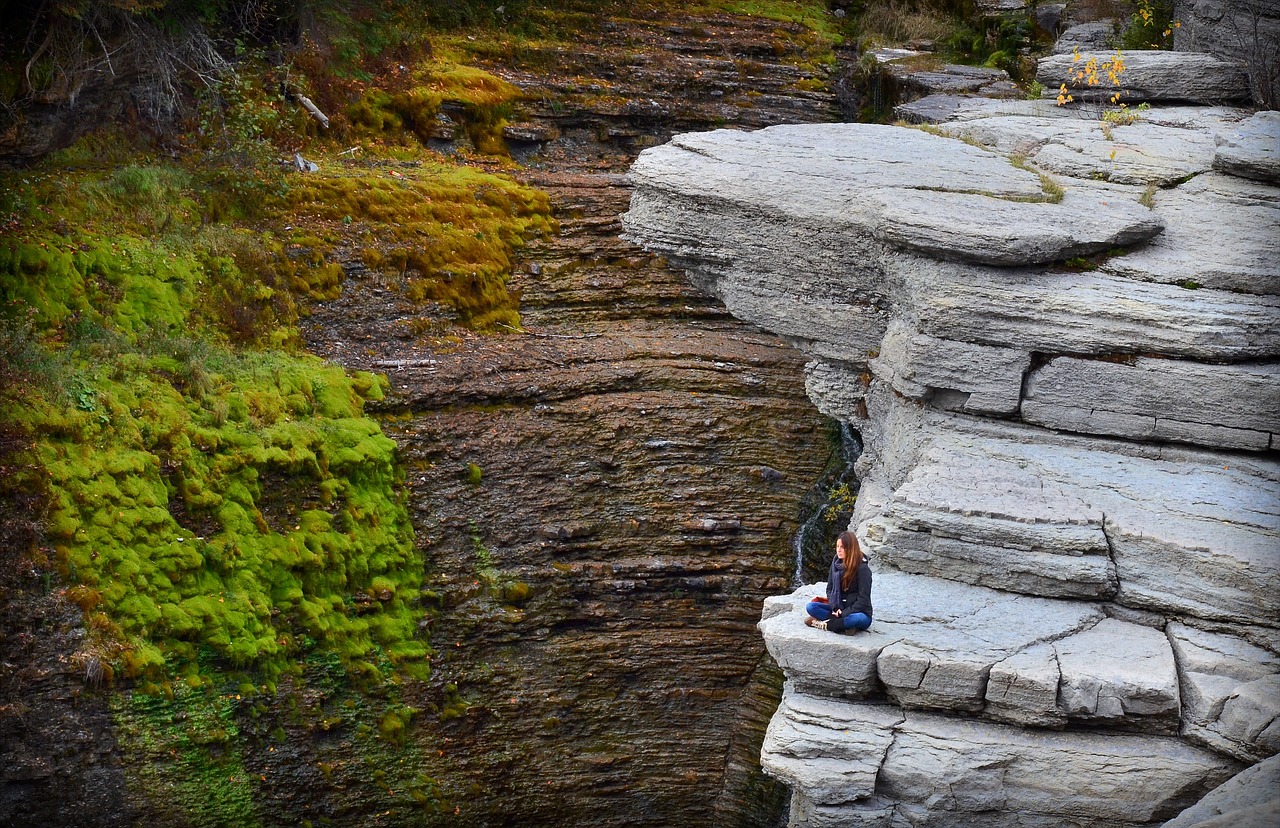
[791, 420, 862, 588]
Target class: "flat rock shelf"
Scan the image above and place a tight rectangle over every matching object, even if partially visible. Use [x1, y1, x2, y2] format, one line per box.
[623, 52, 1280, 828]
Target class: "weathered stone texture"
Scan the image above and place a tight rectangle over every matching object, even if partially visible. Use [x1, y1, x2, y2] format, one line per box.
[1036, 51, 1251, 103]
[625, 92, 1280, 828]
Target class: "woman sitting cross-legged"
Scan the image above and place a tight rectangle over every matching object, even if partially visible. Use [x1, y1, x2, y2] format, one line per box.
[805, 530, 872, 633]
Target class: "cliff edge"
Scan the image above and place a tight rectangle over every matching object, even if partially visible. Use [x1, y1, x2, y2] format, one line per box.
[622, 92, 1279, 826]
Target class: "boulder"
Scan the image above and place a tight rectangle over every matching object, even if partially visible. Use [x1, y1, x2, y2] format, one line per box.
[1037, 51, 1251, 103]
[759, 687, 1242, 828]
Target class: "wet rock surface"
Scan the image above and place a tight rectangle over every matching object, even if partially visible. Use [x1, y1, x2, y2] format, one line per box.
[292, 10, 855, 826]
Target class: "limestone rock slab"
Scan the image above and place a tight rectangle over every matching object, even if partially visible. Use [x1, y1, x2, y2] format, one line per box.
[871, 321, 1029, 415]
[1021, 356, 1280, 451]
[1100, 172, 1280, 296]
[1036, 51, 1251, 103]
[859, 411, 1280, 625]
[900, 257, 1280, 361]
[1162, 754, 1280, 828]
[759, 690, 902, 806]
[1029, 120, 1218, 185]
[1214, 110, 1280, 184]
[1055, 618, 1181, 728]
[865, 447, 1118, 598]
[626, 123, 1165, 268]
[867, 184, 1165, 264]
[759, 572, 1105, 713]
[984, 643, 1064, 727]
[761, 691, 1241, 828]
[878, 710, 1239, 826]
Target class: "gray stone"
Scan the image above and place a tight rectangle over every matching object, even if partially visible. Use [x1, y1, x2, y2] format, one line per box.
[1101, 172, 1280, 296]
[1037, 51, 1251, 103]
[940, 110, 1229, 186]
[1174, 0, 1280, 108]
[870, 321, 1030, 415]
[1214, 110, 1280, 183]
[900, 257, 1280, 362]
[864, 447, 1119, 598]
[985, 643, 1064, 727]
[1169, 621, 1280, 758]
[1021, 356, 1280, 451]
[867, 183, 1165, 264]
[893, 94, 972, 125]
[1034, 3, 1067, 38]
[803, 359, 868, 424]
[1055, 618, 1181, 727]
[759, 573, 1107, 712]
[760, 690, 901, 806]
[876, 708, 1237, 826]
[976, 0, 1026, 12]
[624, 115, 1280, 828]
[1215, 676, 1280, 756]
[1162, 753, 1280, 828]
[625, 123, 1166, 268]
[855, 411, 1280, 625]
[1053, 20, 1116, 54]
[760, 690, 1241, 828]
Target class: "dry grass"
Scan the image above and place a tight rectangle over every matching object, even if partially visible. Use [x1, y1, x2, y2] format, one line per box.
[854, 0, 960, 49]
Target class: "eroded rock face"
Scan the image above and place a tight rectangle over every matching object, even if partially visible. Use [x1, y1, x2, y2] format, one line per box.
[623, 87, 1280, 826]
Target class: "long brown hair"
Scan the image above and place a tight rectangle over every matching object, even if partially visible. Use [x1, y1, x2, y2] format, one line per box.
[839, 531, 863, 592]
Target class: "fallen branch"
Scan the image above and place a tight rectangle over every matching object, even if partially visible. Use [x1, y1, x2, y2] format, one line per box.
[497, 323, 602, 340]
[296, 94, 329, 128]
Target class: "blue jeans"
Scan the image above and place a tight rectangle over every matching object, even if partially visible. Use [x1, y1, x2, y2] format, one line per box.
[806, 601, 871, 632]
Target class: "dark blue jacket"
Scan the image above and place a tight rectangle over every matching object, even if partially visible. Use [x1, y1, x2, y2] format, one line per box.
[827, 557, 873, 619]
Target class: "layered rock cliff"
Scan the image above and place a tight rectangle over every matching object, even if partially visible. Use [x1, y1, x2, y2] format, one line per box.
[622, 89, 1280, 825]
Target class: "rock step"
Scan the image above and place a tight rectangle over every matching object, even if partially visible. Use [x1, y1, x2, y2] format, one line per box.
[761, 567, 1280, 752]
[1162, 753, 1280, 828]
[762, 687, 1241, 828]
[862, 418, 1280, 623]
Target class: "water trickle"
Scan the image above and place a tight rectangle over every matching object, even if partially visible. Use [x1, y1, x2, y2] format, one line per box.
[791, 420, 862, 589]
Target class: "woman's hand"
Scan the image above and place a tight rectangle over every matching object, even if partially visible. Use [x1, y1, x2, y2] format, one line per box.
[832, 609, 842, 618]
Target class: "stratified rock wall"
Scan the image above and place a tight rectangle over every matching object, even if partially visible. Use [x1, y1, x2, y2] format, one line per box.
[623, 91, 1280, 826]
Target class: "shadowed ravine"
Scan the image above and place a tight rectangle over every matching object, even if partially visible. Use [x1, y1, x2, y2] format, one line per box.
[295, 11, 854, 825]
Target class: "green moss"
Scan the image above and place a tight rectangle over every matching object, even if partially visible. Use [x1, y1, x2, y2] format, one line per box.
[347, 60, 520, 152]
[113, 684, 261, 827]
[284, 162, 553, 331]
[1, 156, 429, 687]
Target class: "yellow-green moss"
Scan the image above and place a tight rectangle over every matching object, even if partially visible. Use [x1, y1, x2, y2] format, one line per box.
[1, 154, 428, 685]
[346, 61, 520, 152]
[283, 162, 553, 330]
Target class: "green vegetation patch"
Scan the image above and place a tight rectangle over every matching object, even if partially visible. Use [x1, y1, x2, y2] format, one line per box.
[1, 151, 427, 686]
[346, 60, 521, 153]
[284, 160, 554, 331]
[113, 684, 261, 827]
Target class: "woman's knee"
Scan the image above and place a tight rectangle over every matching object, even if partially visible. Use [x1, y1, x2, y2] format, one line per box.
[805, 601, 831, 620]
[845, 612, 872, 631]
